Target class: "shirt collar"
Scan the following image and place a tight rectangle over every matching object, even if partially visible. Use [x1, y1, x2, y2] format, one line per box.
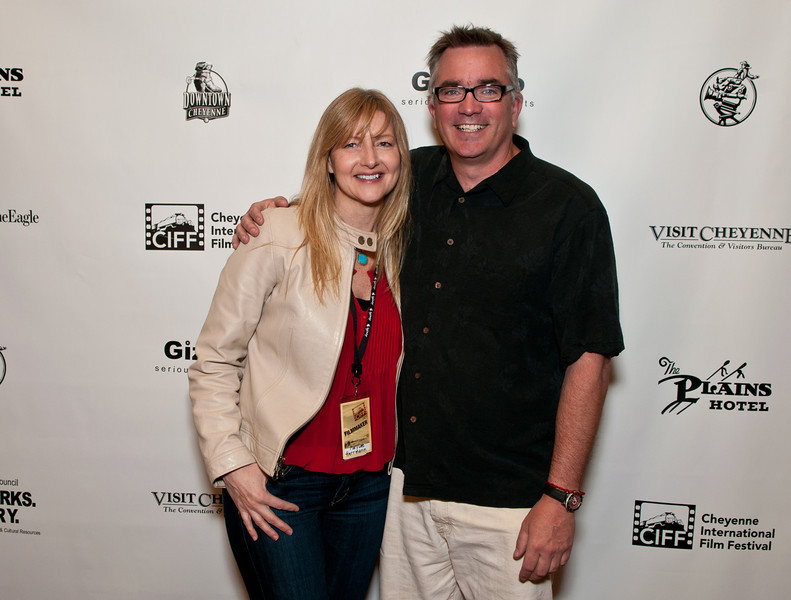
[432, 135, 535, 207]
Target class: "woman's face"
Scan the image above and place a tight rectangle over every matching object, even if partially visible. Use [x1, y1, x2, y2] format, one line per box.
[328, 111, 401, 217]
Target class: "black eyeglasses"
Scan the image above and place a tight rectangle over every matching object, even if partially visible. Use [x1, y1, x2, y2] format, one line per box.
[433, 84, 514, 103]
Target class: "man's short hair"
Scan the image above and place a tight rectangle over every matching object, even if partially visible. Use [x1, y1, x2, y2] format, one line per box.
[427, 25, 520, 96]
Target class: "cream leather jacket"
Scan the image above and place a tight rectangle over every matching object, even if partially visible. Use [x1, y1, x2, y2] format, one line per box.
[189, 206, 403, 486]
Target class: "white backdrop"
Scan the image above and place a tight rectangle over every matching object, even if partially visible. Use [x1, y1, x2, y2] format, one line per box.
[2, 1, 790, 598]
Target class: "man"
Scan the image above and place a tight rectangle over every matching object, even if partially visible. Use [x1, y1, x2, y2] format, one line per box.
[234, 25, 623, 599]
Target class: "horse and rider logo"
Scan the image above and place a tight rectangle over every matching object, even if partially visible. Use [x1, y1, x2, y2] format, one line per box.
[700, 61, 759, 126]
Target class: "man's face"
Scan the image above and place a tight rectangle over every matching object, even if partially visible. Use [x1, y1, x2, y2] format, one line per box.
[428, 45, 522, 169]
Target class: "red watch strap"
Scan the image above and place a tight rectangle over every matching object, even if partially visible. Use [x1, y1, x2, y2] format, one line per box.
[545, 481, 585, 496]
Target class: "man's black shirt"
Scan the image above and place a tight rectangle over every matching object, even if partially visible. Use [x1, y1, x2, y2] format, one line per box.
[394, 136, 624, 508]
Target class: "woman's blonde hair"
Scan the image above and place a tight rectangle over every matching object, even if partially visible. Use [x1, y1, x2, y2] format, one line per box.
[295, 88, 411, 302]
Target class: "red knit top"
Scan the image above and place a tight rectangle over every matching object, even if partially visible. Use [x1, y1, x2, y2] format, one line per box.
[282, 270, 401, 473]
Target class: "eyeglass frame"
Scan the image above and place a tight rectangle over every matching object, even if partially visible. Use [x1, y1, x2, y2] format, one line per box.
[432, 84, 515, 104]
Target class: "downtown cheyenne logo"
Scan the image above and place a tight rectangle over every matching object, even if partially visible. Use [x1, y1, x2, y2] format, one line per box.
[183, 62, 231, 123]
[657, 356, 771, 415]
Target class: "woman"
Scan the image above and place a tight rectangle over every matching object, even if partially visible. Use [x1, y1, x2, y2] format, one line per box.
[189, 88, 411, 600]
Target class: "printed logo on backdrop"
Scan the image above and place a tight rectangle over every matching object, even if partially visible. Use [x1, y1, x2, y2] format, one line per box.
[657, 356, 771, 415]
[0, 345, 6, 387]
[152, 490, 223, 515]
[650, 225, 789, 252]
[633, 500, 777, 552]
[144, 206, 240, 252]
[700, 61, 758, 126]
[0, 67, 23, 98]
[154, 339, 196, 375]
[0, 478, 41, 537]
[184, 62, 231, 123]
[1, 209, 40, 227]
[633, 500, 695, 549]
[405, 70, 533, 109]
[145, 204, 205, 251]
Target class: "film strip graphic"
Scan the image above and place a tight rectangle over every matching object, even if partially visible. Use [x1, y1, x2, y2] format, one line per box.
[633, 500, 696, 550]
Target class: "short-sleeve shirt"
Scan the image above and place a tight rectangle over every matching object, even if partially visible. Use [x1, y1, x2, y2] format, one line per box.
[395, 135, 624, 508]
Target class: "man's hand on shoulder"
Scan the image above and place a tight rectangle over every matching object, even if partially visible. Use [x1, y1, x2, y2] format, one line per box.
[513, 494, 575, 582]
[232, 196, 289, 248]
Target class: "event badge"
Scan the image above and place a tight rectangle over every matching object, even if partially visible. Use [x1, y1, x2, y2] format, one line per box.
[340, 396, 372, 459]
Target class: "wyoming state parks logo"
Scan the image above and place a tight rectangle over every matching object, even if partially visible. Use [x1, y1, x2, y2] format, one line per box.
[699, 61, 758, 126]
[183, 62, 231, 123]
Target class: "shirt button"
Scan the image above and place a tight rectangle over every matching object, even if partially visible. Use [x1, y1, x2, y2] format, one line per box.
[434, 281, 442, 289]
[458, 197, 465, 204]
[409, 416, 417, 423]
[446, 238, 454, 246]
[414, 372, 421, 380]
[422, 327, 429, 334]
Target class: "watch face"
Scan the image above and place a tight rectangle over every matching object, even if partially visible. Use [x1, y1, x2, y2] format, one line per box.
[566, 493, 583, 512]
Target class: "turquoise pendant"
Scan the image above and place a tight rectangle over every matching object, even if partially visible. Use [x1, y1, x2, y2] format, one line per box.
[357, 253, 368, 265]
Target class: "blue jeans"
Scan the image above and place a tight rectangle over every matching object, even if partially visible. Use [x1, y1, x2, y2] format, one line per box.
[223, 465, 390, 600]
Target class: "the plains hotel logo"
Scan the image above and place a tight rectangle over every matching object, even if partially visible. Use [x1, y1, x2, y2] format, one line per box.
[183, 62, 231, 123]
[152, 490, 223, 515]
[1, 67, 23, 98]
[650, 225, 790, 251]
[700, 61, 758, 126]
[657, 356, 772, 415]
[633, 500, 776, 552]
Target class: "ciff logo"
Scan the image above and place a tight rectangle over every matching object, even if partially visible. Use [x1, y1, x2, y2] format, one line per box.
[633, 500, 696, 550]
[657, 356, 771, 414]
[700, 61, 758, 126]
[183, 62, 231, 123]
[145, 204, 205, 251]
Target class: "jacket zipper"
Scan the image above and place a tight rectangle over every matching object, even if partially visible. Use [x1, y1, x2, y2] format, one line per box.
[271, 253, 357, 476]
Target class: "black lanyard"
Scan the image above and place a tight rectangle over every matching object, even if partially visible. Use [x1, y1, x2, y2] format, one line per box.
[350, 266, 379, 396]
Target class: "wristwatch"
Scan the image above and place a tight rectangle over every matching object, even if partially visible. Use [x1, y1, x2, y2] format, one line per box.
[543, 482, 584, 512]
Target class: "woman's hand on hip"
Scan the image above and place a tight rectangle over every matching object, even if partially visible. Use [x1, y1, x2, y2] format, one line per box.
[222, 463, 299, 541]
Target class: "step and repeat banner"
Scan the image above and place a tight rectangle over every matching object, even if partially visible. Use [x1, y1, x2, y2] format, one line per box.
[2, 1, 789, 598]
